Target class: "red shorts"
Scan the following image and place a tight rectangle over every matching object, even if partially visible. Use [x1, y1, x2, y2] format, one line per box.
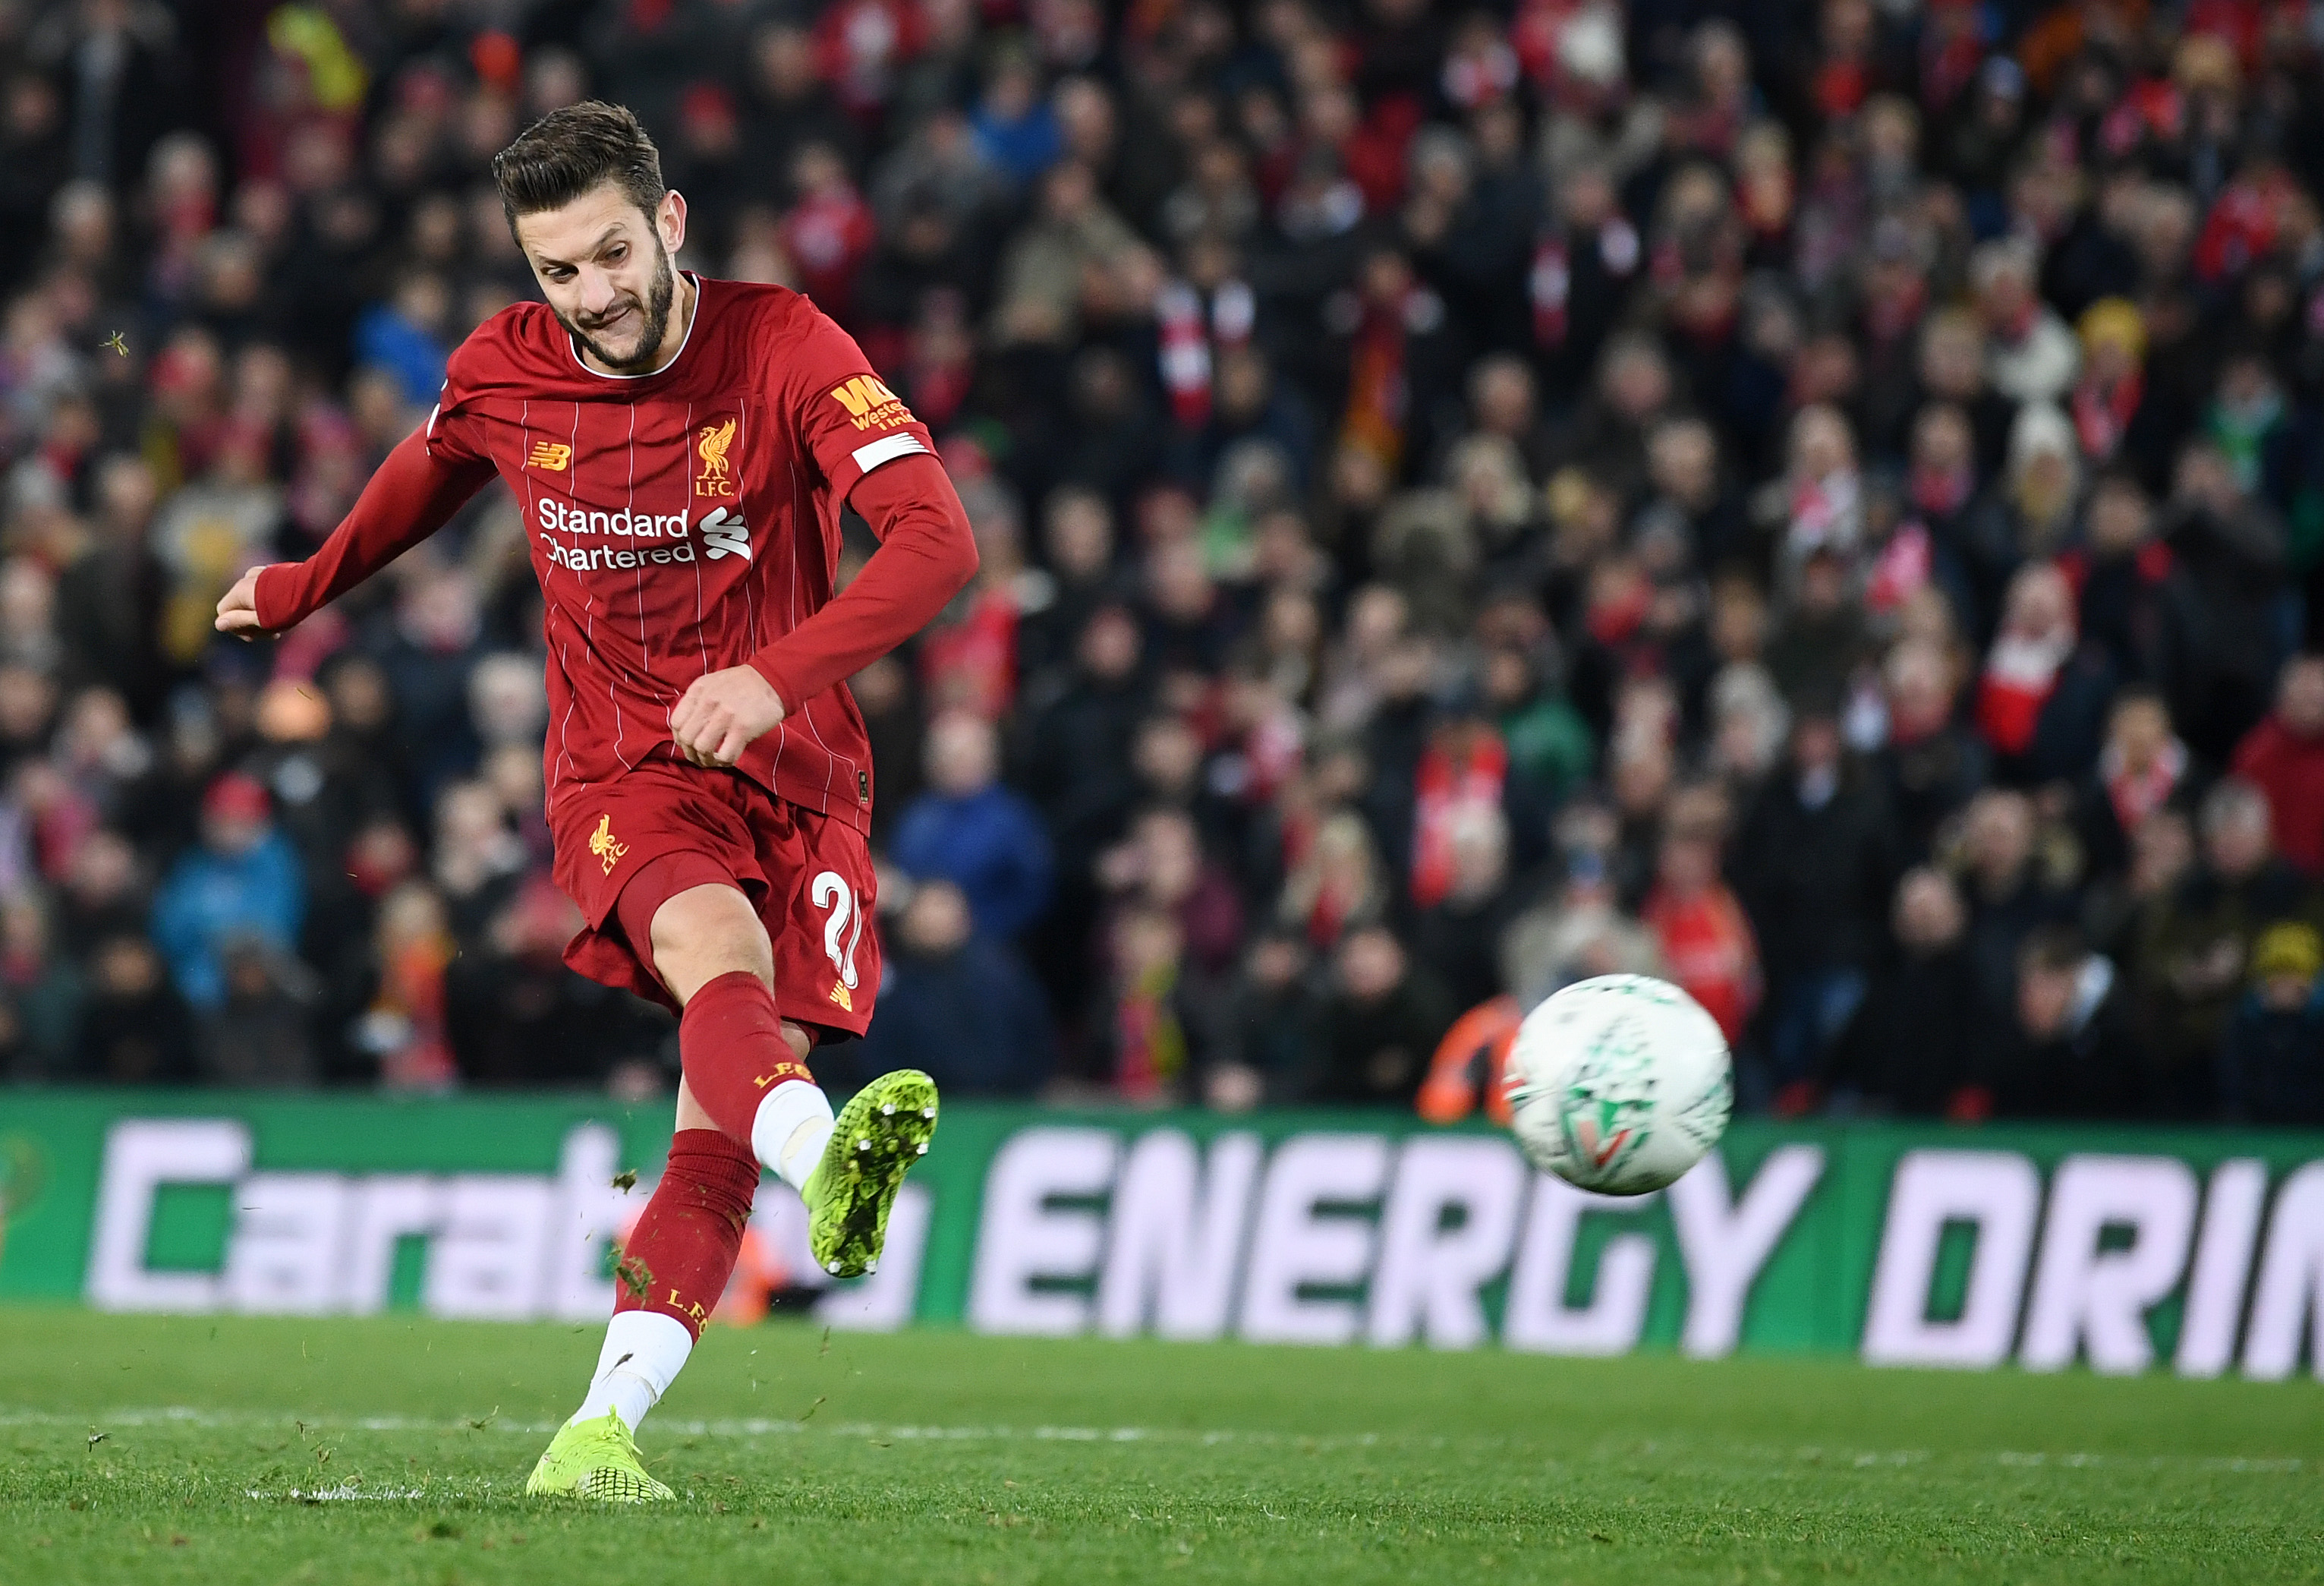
[552, 756, 880, 1037]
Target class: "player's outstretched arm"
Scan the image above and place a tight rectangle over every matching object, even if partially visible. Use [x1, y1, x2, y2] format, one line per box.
[215, 427, 496, 638]
[672, 452, 976, 767]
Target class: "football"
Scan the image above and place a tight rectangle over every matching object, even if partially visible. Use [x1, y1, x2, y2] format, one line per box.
[1504, 973, 1734, 1195]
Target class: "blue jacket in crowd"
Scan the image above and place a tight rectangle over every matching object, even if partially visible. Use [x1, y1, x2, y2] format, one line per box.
[890, 785, 1054, 940]
[150, 832, 306, 1011]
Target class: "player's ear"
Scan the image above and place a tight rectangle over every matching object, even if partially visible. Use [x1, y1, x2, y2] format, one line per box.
[657, 190, 688, 257]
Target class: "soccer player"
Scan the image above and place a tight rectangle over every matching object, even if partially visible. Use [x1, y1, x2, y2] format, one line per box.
[215, 102, 978, 1501]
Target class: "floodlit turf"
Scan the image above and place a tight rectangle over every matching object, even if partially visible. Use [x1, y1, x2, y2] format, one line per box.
[1, 1308, 2318, 1584]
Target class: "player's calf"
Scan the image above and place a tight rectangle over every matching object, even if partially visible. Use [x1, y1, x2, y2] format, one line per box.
[638, 880, 843, 1188]
[531, 1127, 757, 1499]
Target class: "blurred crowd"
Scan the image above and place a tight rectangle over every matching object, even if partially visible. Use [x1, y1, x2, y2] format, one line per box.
[2, 0, 2322, 1124]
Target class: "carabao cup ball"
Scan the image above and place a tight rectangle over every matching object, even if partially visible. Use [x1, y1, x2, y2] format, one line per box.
[1504, 973, 1734, 1195]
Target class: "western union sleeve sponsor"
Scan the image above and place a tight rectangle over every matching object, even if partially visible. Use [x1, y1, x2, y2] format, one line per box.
[828, 375, 913, 431]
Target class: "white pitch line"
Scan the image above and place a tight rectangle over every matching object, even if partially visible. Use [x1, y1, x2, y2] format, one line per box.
[244, 1486, 440, 1502]
[0, 1409, 2307, 1474]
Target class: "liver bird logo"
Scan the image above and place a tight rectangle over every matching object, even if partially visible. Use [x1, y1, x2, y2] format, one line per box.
[695, 418, 738, 496]
[588, 814, 628, 875]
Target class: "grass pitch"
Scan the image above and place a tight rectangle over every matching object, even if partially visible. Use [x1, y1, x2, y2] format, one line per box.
[1, 1308, 2317, 1584]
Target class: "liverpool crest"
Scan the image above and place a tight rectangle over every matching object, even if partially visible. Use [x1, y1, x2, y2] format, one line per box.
[694, 418, 738, 497]
[588, 814, 628, 875]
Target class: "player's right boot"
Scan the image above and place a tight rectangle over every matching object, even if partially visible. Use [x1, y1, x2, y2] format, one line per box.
[524, 1410, 675, 1503]
[802, 1070, 938, 1279]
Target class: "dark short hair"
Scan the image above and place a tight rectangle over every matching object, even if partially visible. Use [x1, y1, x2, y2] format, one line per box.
[2019, 924, 2086, 976]
[491, 101, 666, 232]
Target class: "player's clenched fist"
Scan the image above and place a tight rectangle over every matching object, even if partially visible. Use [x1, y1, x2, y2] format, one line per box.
[670, 665, 787, 767]
[214, 566, 278, 638]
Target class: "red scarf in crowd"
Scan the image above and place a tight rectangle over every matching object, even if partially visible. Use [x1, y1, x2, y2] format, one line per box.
[1533, 219, 1639, 349]
[1340, 290, 1415, 471]
[1788, 468, 1860, 553]
[1919, 7, 1982, 111]
[1976, 626, 2074, 755]
[1529, 237, 1571, 349]
[1865, 521, 1935, 615]
[2100, 735, 2187, 834]
[2071, 368, 2143, 462]
[1112, 957, 1186, 1102]
[1157, 278, 1254, 428]
[375, 929, 456, 1091]
[814, 0, 927, 118]
[1408, 732, 1509, 911]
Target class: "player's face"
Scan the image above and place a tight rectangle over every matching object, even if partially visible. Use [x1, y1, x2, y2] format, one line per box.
[515, 183, 689, 374]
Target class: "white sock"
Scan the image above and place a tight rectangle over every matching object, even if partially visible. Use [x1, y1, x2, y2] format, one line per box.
[570, 1310, 694, 1432]
[752, 1078, 834, 1193]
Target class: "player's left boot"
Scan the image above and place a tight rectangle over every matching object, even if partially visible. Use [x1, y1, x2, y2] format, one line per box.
[802, 1070, 938, 1279]
[524, 1410, 675, 1503]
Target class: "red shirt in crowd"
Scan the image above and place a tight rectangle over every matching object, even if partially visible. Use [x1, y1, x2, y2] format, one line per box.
[256, 275, 976, 833]
[1642, 882, 1762, 1044]
[2233, 714, 2324, 878]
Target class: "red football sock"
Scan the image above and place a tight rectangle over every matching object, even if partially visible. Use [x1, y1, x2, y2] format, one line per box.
[679, 970, 816, 1143]
[614, 1129, 762, 1338]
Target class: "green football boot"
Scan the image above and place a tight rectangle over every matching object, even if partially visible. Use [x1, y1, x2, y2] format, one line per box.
[802, 1070, 939, 1279]
[523, 1410, 675, 1503]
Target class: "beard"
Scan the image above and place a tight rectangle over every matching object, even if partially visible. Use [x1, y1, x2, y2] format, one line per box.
[560, 237, 679, 373]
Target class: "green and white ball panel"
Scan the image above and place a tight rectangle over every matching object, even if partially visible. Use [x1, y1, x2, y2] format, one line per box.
[1503, 973, 1734, 1196]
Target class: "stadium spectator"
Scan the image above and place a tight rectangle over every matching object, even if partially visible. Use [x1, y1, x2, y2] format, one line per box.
[1097, 805, 1242, 979]
[1820, 868, 1982, 1118]
[1310, 923, 1456, 1107]
[892, 710, 1053, 943]
[1411, 804, 1523, 1017]
[854, 878, 1054, 1096]
[1953, 787, 2076, 1027]
[1868, 638, 1985, 863]
[1976, 560, 2115, 786]
[197, 932, 316, 1087]
[2231, 655, 2324, 878]
[150, 772, 304, 1014]
[0, 0, 2318, 1126]
[1215, 928, 1322, 1108]
[2217, 922, 2324, 1127]
[2074, 689, 2193, 883]
[75, 932, 190, 1084]
[1088, 903, 1199, 1102]
[0, 891, 80, 1077]
[2139, 779, 2324, 1116]
[1993, 925, 2146, 1118]
[1640, 789, 1759, 1048]
[443, 877, 664, 1091]
[1733, 710, 1895, 1091]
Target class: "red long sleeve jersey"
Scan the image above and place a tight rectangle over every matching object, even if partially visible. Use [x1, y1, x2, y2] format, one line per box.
[257, 276, 968, 834]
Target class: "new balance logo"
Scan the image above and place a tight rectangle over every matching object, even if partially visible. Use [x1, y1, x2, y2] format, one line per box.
[527, 441, 572, 471]
[697, 506, 751, 560]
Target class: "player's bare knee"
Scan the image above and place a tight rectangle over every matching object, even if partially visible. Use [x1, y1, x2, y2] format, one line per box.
[649, 883, 773, 1002]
